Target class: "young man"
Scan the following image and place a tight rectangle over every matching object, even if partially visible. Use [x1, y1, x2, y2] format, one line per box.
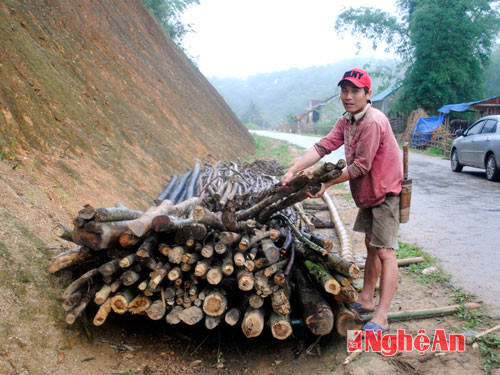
[280, 68, 403, 332]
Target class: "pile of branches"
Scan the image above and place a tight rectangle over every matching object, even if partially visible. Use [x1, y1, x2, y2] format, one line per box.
[50, 159, 363, 340]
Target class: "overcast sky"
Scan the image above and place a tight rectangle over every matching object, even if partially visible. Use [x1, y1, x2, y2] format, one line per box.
[182, 0, 398, 78]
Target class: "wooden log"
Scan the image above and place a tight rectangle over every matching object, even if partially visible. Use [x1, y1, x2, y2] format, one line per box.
[219, 231, 241, 245]
[154, 174, 178, 205]
[271, 282, 292, 316]
[396, 257, 426, 267]
[180, 306, 204, 325]
[207, 263, 223, 285]
[239, 234, 250, 251]
[193, 205, 225, 230]
[201, 242, 214, 258]
[93, 298, 112, 326]
[166, 305, 184, 324]
[205, 315, 222, 330]
[189, 223, 207, 241]
[222, 249, 234, 276]
[48, 246, 93, 273]
[72, 220, 129, 250]
[247, 247, 258, 260]
[62, 268, 99, 299]
[73, 216, 88, 228]
[94, 284, 112, 305]
[214, 241, 227, 255]
[129, 295, 152, 315]
[333, 285, 359, 304]
[269, 312, 293, 340]
[168, 246, 185, 264]
[167, 266, 182, 281]
[254, 270, 273, 297]
[224, 307, 241, 326]
[65, 283, 101, 324]
[303, 260, 341, 295]
[186, 163, 201, 200]
[237, 269, 255, 291]
[202, 290, 227, 317]
[301, 201, 328, 210]
[333, 273, 352, 287]
[147, 299, 167, 320]
[121, 270, 141, 286]
[295, 242, 360, 279]
[331, 302, 363, 337]
[136, 234, 158, 259]
[95, 206, 143, 222]
[78, 204, 96, 220]
[152, 215, 193, 232]
[98, 259, 120, 277]
[361, 302, 482, 323]
[294, 203, 315, 232]
[264, 259, 288, 278]
[119, 254, 137, 268]
[149, 264, 171, 289]
[293, 267, 333, 336]
[128, 197, 201, 237]
[194, 259, 211, 277]
[119, 230, 141, 247]
[241, 307, 264, 338]
[248, 293, 264, 309]
[233, 251, 245, 267]
[261, 239, 280, 263]
[170, 170, 192, 203]
[53, 223, 74, 242]
[110, 279, 122, 293]
[62, 291, 83, 312]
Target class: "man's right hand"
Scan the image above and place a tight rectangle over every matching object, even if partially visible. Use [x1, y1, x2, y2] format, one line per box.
[280, 171, 294, 186]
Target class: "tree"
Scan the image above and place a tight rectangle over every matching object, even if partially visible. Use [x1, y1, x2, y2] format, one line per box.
[241, 100, 264, 127]
[336, 0, 500, 112]
[141, 0, 199, 46]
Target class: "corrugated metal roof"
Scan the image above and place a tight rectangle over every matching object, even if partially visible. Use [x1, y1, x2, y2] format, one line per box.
[371, 85, 401, 102]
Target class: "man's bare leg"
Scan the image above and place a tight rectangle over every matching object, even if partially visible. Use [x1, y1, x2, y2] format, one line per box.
[355, 234, 381, 311]
[369, 248, 398, 329]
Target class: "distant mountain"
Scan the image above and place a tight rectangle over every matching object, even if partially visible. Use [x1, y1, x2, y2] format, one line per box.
[209, 57, 399, 126]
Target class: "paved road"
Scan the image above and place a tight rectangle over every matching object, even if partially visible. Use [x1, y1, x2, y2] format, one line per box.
[253, 130, 500, 314]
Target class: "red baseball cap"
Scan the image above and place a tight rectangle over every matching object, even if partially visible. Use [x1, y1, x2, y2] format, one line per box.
[338, 68, 371, 89]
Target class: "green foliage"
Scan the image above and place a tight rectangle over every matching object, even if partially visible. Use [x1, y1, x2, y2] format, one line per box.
[455, 304, 484, 330]
[336, 0, 500, 112]
[476, 334, 500, 371]
[252, 134, 303, 167]
[141, 0, 199, 45]
[241, 100, 264, 127]
[396, 241, 451, 284]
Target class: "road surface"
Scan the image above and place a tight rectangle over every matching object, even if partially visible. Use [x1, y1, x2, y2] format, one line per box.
[253, 130, 500, 314]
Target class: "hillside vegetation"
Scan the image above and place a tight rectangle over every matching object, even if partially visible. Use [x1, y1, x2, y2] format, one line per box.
[210, 58, 398, 125]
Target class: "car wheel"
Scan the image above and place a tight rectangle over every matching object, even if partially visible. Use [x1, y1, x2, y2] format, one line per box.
[451, 149, 463, 173]
[485, 154, 500, 181]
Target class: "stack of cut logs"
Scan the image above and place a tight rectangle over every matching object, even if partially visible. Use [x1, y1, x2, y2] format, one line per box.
[50, 159, 364, 340]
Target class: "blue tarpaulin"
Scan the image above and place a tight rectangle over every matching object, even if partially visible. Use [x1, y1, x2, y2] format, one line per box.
[438, 96, 500, 114]
[412, 113, 445, 147]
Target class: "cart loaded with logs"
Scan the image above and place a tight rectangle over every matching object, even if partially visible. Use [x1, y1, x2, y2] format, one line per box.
[50, 159, 364, 340]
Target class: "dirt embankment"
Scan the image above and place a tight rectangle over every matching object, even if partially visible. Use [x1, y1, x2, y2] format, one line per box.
[0, 1, 253, 373]
[0, 0, 253, 212]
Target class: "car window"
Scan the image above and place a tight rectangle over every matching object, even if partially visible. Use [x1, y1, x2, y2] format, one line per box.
[465, 120, 485, 136]
[480, 120, 497, 134]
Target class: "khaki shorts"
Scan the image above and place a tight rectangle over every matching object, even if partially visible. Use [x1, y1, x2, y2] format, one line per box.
[353, 195, 400, 250]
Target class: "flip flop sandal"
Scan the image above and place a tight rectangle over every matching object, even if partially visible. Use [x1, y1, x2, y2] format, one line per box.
[352, 302, 375, 314]
[362, 321, 389, 333]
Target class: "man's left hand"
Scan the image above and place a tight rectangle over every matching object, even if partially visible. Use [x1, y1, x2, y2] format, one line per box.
[307, 182, 328, 199]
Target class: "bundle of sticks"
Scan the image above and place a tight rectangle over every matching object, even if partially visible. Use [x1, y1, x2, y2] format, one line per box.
[50, 159, 364, 340]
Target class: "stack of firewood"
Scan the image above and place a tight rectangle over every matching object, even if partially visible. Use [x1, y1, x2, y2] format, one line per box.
[50, 159, 364, 340]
